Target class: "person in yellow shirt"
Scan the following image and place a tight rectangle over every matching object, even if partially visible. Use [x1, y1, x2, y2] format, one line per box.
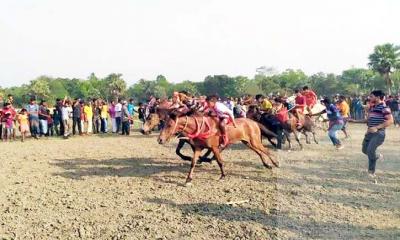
[83, 101, 93, 134]
[101, 101, 109, 133]
[336, 95, 350, 138]
[17, 109, 30, 142]
[255, 94, 273, 113]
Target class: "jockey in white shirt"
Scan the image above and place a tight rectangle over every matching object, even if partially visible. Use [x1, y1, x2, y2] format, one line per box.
[206, 95, 237, 147]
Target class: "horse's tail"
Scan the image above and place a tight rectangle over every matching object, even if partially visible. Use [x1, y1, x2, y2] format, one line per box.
[257, 123, 277, 138]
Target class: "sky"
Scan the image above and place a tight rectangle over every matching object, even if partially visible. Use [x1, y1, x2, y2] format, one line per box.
[0, 0, 399, 87]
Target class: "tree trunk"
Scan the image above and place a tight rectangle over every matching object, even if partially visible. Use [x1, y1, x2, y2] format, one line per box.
[384, 72, 392, 95]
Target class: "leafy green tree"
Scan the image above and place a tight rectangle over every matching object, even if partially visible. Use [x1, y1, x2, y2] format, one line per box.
[368, 43, 400, 95]
[256, 74, 280, 95]
[48, 79, 69, 100]
[174, 80, 199, 95]
[277, 69, 309, 92]
[203, 75, 240, 97]
[30, 76, 51, 100]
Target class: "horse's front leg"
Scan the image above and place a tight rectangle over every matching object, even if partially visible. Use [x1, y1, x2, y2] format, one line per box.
[186, 148, 202, 184]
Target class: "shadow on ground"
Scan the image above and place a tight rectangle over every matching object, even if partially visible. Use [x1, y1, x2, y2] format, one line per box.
[146, 197, 400, 239]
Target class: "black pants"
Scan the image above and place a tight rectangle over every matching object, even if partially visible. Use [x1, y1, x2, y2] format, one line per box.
[58, 118, 64, 136]
[72, 117, 82, 135]
[122, 121, 130, 135]
[47, 124, 54, 136]
[362, 130, 385, 173]
[54, 123, 60, 136]
[115, 117, 121, 133]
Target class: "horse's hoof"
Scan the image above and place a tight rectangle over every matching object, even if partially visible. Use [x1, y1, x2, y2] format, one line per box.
[219, 175, 226, 181]
[264, 164, 273, 169]
[185, 181, 192, 187]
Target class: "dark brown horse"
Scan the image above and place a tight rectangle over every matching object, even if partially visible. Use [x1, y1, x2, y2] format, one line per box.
[247, 105, 318, 150]
[158, 115, 279, 183]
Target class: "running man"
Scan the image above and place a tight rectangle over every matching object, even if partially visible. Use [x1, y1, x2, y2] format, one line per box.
[349, 90, 393, 177]
[336, 95, 350, 138]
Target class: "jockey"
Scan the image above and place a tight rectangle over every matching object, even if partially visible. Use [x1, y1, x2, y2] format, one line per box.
[206, 95, 237, 148]
[273, 98, 289, 125]
[294, 89, 307, 128]
[169, 91, 189, 114]
[302, 86, 318, 114]
[255, 94, 273, 113]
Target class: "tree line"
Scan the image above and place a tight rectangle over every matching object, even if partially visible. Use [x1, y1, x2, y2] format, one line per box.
[0, 43, 399, 107]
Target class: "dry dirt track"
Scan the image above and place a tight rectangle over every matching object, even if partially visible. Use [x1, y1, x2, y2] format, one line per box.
[0, 124, 399, 239]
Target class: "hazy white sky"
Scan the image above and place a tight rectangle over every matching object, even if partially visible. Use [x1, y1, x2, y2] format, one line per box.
[0, 0, 399, 87]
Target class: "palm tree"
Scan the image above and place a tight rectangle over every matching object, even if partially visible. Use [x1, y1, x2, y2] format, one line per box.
[368, 43, 400, 95]
[105, 73, 127, 100]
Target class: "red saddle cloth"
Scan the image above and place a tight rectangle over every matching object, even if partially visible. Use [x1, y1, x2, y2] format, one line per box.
[187, 117, 212, 140]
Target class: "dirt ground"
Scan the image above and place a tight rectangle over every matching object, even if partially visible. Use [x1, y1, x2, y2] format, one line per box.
[0, 124, 399, 239]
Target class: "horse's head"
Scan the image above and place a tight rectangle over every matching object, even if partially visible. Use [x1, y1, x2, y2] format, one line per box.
[140, 113, 160, 135]
[158, 115, 179, 144]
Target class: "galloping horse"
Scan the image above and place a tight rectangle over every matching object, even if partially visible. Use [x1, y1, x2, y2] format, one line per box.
[141, 109, 214, 162]
[158, 114, 279, 183]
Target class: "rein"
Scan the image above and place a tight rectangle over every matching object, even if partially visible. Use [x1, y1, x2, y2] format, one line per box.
[172, 116, 189, 135]
[171, 115, 211, 140]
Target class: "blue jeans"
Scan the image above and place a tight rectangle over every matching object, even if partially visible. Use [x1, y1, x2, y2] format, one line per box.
[328, 123, 344, 146]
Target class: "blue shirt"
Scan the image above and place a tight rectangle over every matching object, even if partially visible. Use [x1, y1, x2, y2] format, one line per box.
[127, 103, 135, 116]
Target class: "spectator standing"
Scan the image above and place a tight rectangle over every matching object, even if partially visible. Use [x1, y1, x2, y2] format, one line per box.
[387, 96, 399, 126]
[101, 100, 109, 133]
[61, 98, 72, 138]
[114, 99, 122, 133]
[17, 109, 29, 142]
[84, 101, 93, 134]
[121, 100, 131, 135]
[39, 100, 49, 137]
[47, 109, 54, 136]
[109, 100, 116, 133]
[27, 97, 40, 139]
[72, 99, 82, 135]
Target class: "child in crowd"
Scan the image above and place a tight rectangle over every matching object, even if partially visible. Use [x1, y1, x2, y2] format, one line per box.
[47, 109, 54, 136]
[2, 102, 14, 142]
[53, 107, 60, 136]
[18, 109, 29, 142]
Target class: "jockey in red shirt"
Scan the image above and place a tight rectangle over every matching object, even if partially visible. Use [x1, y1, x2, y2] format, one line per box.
[302, 86, 318, 113]
[293, 89, 307, 128]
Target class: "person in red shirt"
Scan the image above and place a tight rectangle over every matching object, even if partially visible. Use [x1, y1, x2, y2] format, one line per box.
[294, 89, 306, 127]
[274, 99, 289, 124]
[302, 86, 318, 113]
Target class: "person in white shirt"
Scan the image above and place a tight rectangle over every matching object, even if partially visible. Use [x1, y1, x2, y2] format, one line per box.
[206, 95, 237, 147]
[61, 98, 72, 138]
[114, 99, 122, 133]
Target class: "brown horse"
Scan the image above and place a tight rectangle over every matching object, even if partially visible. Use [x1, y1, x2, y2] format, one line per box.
[158, 115, 278, 183]
[285, 110, 318, 149]
[141, 109, 214, 162]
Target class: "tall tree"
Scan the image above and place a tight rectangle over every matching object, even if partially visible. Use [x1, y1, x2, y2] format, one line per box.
[368, 43, 400, 95]
[105, 73, 127, 99]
